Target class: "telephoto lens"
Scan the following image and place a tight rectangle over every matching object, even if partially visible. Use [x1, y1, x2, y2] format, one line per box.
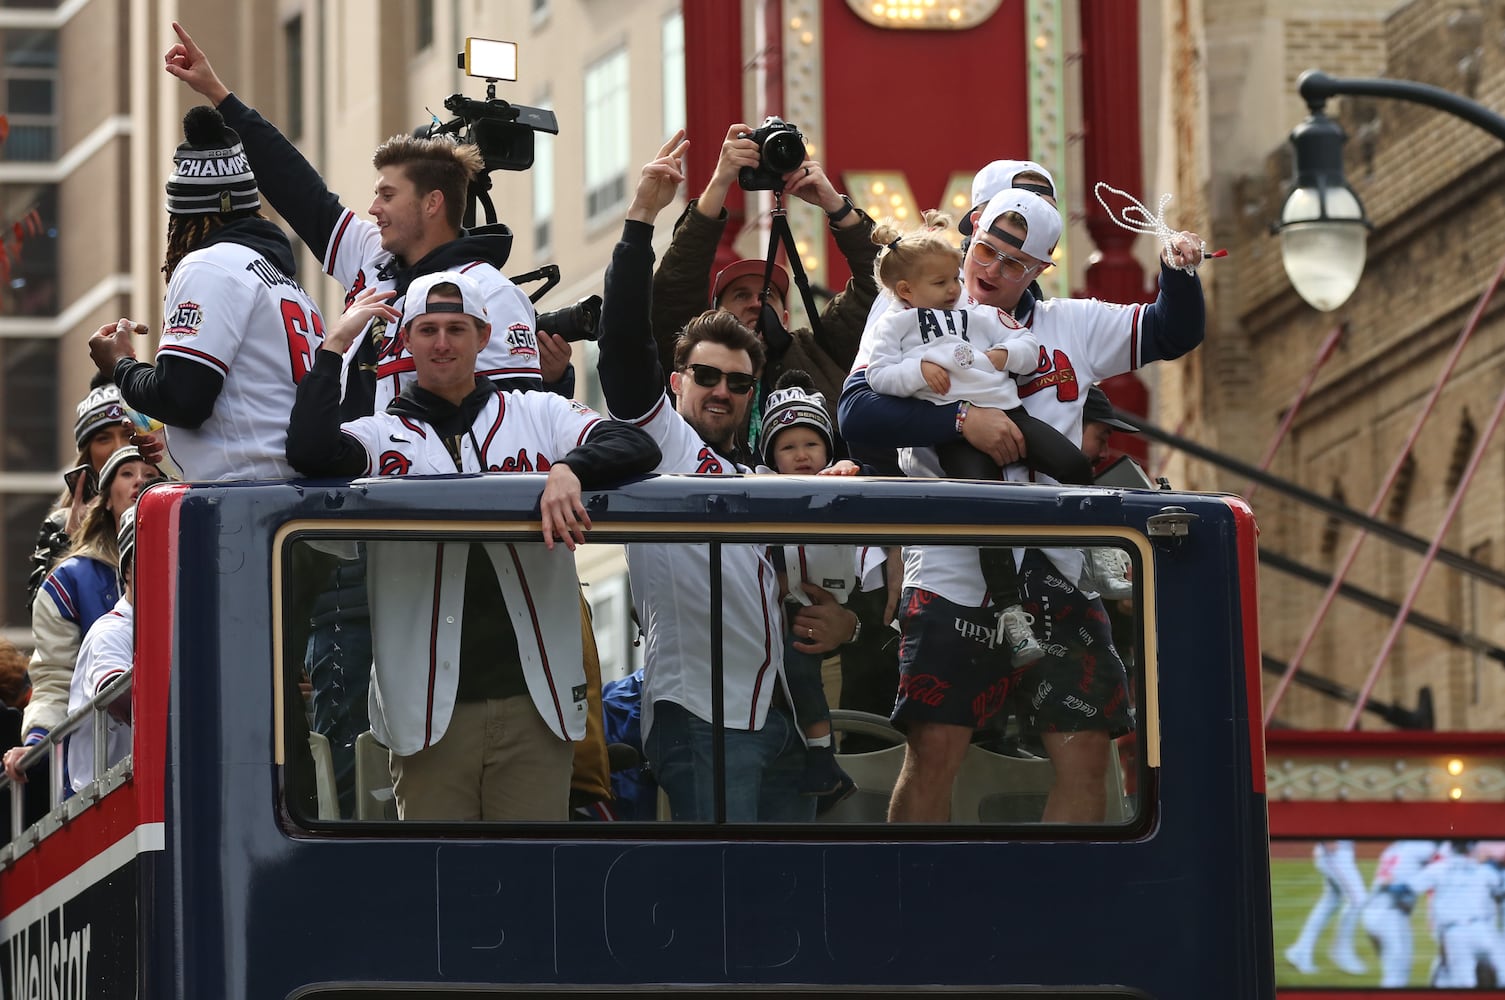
[536, 294, 602, 343]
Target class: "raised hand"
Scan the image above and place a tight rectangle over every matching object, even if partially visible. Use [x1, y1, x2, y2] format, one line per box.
[627, 130, 690, 225]
[323, 288, 399, 358]
[164, 21, 231, 105]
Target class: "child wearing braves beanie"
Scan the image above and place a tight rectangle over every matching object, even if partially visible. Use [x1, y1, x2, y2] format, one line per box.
[757, 371, 871, 804]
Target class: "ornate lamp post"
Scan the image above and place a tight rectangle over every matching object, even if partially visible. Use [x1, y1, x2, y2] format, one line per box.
[1275, 69, 1505, 311]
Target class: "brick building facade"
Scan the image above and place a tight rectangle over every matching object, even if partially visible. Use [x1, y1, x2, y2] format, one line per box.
[1204, 0, 1505, 729]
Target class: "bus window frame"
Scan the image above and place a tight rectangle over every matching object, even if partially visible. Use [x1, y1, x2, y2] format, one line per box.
[271, 517, 1160, 837]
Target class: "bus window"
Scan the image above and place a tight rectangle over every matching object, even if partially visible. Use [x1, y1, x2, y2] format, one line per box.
[278, 528, 1148, 832]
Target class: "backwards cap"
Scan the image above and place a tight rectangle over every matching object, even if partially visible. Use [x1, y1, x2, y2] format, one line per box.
[166, 106, 261, 216]
[756, 382, 834, 467]
[975, 189, 1062, 263]
[402, 270, 489, 327]
[74, 384, 126, 449]
[959, 159, 1056, 236]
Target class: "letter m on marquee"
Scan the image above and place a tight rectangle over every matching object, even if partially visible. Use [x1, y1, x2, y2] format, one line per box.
[840, 171, 974, 247]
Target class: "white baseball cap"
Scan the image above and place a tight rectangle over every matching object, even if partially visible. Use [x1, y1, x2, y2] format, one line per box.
[403, 270, 489, 327]
[975, 189, 1062, 263]
[959, 159, 1056, 235]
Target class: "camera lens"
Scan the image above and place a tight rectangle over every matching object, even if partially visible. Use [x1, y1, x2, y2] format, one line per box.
[762, 130, 806, 174]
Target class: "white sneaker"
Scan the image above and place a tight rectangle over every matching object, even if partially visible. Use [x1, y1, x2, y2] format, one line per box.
[1086, 548, 1133, 600]
[996, 605, 1045, 666]
[1331, 952, 1367, 976]
[1283, 947, 1317, 976]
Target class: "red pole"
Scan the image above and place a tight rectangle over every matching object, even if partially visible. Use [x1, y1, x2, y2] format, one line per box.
[1344, 372, 1505, 729]
[1243, 323, 1344, 501]
[1263, 251, 1505, 725]
[683, 0, 746, 272]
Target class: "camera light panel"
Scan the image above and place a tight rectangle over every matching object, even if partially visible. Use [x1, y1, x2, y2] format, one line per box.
[463, 37, 518, 82]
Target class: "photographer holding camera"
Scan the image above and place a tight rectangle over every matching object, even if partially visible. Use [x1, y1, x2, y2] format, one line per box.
[651, 121, 880, 459]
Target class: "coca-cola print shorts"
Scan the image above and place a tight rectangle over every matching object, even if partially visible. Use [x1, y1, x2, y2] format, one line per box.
[891, 587, 1019, 731]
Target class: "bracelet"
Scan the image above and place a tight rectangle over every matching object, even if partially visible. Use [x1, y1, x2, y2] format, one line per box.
[955, 400, 971, 435]
[826, 194, 856, 224]
[847, 614, 863, 644]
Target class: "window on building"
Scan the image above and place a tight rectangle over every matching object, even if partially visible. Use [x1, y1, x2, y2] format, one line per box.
[532, 98, 554, 254]
[0, 29, 57, 161]
[416, 0, 434, 51]
[284, 17, 304, 141]
[0, 185, 58, 317]
[583, 47, 629, 224]
[661, 10, 685, 136]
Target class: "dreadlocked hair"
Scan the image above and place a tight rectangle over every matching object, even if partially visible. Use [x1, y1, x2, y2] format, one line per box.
[161, 208, 264, 283]
[871, 209, 960, 295]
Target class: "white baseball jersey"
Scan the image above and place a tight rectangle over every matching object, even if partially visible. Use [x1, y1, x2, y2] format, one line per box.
[863, 305, 1038, 411]
[66, 597, 133, 791]
[1375, 840, 1440, 889]
[1412, 853, 1505, 987]
[1362, 840, 1439, 987]
[857, 291, 1145, 606]
[157, 241, 324, 480]
[623, 394, 784, 738]
[341, 390, 602, 754]
[321, 210, 539, 408]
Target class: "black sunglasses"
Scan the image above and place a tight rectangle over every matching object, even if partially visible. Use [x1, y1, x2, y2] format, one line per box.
[686, 363, 756, 395]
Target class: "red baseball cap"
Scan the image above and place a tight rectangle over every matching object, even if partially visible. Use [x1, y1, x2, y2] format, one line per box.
[711, 259, 791, 306]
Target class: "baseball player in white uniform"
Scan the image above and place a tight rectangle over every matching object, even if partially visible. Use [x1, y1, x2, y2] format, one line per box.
[1412, 842, 1505, 987]
[841, 180, 1207, 823]
[88, 106, 324, 481]
[165, 22, 564, 421]
[595, 135, 862, 823]
[1285, 839, 1369, 976]
[1361, 840, 1438, 986]
[67, 507, 137, 792]
[286, 271, 661, 821]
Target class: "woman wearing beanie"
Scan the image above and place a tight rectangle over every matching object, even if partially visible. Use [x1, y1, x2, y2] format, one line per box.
[24, 380, 136, 611]
[4, 447, 162, 783]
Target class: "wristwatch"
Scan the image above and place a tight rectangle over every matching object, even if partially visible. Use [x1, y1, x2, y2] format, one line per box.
[847, 614, 863, 644]
[826, 194, 856, 224]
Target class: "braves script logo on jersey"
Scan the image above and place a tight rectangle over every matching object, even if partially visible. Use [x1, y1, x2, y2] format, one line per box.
[343, 269, 369, 310]
[506, 323, 538, 358]
[165, 300, 204, 339]
[695, 447, 723, 474]
[378, 451, 412, 476]
[1018, 347, 1080, 402]
[917, 308, 970, 344]
[493, 450, 553, 473]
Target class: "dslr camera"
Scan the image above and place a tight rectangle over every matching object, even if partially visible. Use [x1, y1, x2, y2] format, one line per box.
[737, 117, 807, 191]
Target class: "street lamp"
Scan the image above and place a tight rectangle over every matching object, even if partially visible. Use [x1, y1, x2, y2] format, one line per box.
[1275, 69, 1505, 312]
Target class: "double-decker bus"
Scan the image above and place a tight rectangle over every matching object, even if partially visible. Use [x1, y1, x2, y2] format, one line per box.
[0, 472, 1272, 999]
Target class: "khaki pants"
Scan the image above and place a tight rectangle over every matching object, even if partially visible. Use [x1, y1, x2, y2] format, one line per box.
[390, 696, 572, 821]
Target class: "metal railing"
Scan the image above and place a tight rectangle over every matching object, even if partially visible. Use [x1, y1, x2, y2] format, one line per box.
[0, 669, 133, 869]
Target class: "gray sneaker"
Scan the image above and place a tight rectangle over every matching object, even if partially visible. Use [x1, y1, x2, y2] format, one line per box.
[997, 605, 1045, 666]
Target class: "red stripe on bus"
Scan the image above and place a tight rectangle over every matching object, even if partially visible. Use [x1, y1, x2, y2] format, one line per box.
[1222, 496, 1266, 795]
